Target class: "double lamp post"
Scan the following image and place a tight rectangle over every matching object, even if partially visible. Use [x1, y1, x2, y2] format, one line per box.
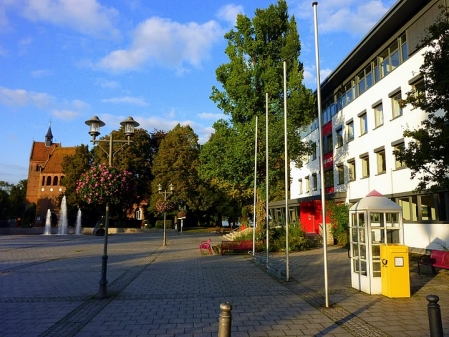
[85, 115, 139, 299]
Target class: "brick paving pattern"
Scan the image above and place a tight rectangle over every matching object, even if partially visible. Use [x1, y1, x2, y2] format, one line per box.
[0, 232, 447, 336]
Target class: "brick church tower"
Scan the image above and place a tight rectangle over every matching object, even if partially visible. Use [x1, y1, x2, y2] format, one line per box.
[26, 126, 76, 225]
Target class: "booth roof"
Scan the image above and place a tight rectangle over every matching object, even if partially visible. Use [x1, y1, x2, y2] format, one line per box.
[349, 190, 401, 212]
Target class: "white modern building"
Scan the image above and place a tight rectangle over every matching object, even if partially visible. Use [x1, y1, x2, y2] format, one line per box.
[290, 0, 449, 252]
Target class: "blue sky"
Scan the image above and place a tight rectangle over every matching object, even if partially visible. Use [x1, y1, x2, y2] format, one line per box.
[0, 0, 395, 185]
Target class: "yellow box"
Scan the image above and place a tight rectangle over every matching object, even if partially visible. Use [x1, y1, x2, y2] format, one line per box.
[380, 244, 410, 298]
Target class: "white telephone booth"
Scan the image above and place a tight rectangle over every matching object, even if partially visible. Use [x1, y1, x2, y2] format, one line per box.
[349, 190, 404, 294]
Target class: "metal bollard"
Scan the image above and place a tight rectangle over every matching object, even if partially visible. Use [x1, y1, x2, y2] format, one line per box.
[218, 302, 232, 337]
[427, 294, 443, 337]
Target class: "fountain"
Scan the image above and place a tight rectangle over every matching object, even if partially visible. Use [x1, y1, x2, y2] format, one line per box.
[75, 208, 82, 235]
[57, 195, 68, 235]
[43, 209, 52, 235]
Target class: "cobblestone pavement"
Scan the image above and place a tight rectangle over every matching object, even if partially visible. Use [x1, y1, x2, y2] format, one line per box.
[0, 232, 447, 337]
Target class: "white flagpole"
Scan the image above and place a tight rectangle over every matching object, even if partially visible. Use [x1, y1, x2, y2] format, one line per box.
[253, 116, 258, 256]
[284, 60, 290, 282]
[266, 93, 270, 266]
[313, 1, 329, 308]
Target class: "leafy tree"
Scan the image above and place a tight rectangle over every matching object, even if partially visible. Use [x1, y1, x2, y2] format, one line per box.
[396, 8, 449, 192]
[151, 124, 209, 222]
[8, 179, 27, 218]
[93, 127, 161, 206]
[61, 144, 92, 206]
[208, 0, 314, 211]
[0, 181, 13, 194]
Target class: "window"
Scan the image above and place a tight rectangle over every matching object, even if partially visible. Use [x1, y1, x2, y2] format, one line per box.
[359, 112, 368, 135]
[324, 170, 334, 188]
[305, 176, 310, 193]
[46, 176, 52, 186]
[311, 142, 317, 161]
[323, 134, 333, 154]
[379, 40, 399, 78]
[376, 150, 386, 174]
[361, 155, 370, 178]
[400, 33, 408, 62]
[136, 210, 142, 220]
[336, 127, 343, 147]
[391, 91, 402, 118]
[397, 196, 418, 221]
[299, 179, 303, 194]
[420, 194, 437, 221]
[337, 165, 344, 185]
[347, 120, 354, 141]
[413, 78, 425, 103]
[373, 103, 383, 128]
[348, 159, 356, 181]
[53, 176, 59, 186]
[312, 173, 318, 191]
[393, 142, 406, 169]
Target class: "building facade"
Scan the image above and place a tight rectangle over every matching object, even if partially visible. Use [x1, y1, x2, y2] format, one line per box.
[26, 126, 76, 225]
[290, 0, 449, 250]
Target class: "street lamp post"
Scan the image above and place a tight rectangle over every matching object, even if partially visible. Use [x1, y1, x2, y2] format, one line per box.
[158, 183, 173, 246]
[85, 115, 139, 299]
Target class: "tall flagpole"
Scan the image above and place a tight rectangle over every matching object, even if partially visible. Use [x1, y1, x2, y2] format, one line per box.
[266, 93, 270, 267]
[283, 60, 290, 282]
[313, 1, 329, 308]
[253, 116, 258, 256]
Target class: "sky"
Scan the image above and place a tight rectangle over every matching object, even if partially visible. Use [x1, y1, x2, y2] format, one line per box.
[0, 0, 396, 185]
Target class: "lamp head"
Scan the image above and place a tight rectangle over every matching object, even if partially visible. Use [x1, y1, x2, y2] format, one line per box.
[85, 116, 105, 140]
[120, 116, 140, 138]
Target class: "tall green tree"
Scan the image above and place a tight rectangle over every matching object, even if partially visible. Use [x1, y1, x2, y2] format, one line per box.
[396, 8, 449, 192]
[8, 179, 27, 218]
[151, 124, 208, 218]
[61, 144, 92, 206]
[206, 0, 314, 213]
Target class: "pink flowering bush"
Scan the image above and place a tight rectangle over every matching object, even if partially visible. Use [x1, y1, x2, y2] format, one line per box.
[155, 199, 176, 213]
[76, 163, 135, 205]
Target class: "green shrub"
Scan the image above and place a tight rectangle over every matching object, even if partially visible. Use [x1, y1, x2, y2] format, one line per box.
[155, 220, 173, 229]
[236, 224, 311, 252]
[326, 201, 350, 247]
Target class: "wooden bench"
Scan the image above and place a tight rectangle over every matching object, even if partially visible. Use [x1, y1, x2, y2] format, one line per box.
[418, 250, 449, 274]
[221, 240, 255, 255]
[199, 239, 213, 255]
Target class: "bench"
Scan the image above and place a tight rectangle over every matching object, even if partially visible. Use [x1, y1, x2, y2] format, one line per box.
[221, 240, 255, 255]
[418, 250, 449, 274]
[199, 239, 213, 255]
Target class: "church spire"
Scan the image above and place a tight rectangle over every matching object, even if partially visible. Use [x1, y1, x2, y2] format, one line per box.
[45, 124, 53, 146]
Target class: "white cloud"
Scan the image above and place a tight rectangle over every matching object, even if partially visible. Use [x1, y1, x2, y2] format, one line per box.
[97, 17, 223, 71]
[0, 86, 54, 108]
[95, 78, 120, 89]
[101, 96, 148, 106]
[31, 69, 53, 78]
[52, 109, 79, 120]
[71, 99, 89, 110]
[293, 0, 392, 37]
[20, 0, 120, 38]
[197, 112, 225, 120]
[217, 4, 244, 26]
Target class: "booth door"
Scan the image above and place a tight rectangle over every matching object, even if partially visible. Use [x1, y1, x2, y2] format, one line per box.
[350, 211, 372, 293]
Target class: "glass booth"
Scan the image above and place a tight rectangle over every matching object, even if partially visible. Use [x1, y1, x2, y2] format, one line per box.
[349, 190, 404, 294]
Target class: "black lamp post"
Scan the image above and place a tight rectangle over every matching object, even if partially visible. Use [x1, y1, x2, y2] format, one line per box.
[158, 183, 173, 246]
[85, 115, 139, 299]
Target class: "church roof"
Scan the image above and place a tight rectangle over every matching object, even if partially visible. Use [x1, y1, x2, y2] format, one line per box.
[43, 147, 77, 173]
[29, 141, 60, 162]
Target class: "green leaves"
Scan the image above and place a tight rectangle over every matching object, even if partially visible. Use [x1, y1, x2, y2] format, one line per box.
[398, 8, 449, 192]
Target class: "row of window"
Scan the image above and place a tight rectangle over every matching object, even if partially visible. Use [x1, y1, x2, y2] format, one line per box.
[301, 32, 408, 137]
[299, 140, 405, 193]
[41, 175, 65, 187]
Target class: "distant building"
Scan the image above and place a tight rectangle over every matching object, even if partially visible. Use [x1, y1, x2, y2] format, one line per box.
[285, 0, 449, 251]
[26, 126, 76, 225]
